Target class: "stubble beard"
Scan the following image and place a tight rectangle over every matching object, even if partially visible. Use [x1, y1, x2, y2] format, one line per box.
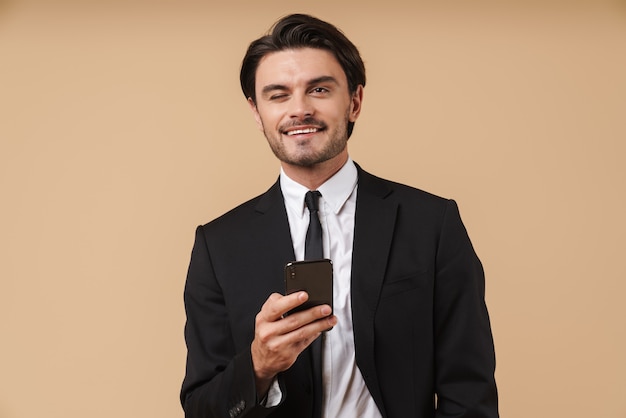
[262, 112, 350, 168]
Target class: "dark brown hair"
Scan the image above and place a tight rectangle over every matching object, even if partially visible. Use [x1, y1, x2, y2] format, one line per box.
[240, 14, 366, 136]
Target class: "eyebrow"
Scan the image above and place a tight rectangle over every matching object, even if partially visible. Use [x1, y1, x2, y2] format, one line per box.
[307, 76, 339, 87]
[260, 76, 340, 96]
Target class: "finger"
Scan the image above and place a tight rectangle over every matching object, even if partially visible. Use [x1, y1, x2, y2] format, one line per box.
[275, 304, 336, 336]
[282, 313, 339, 351]
[260, 292, 308, 322]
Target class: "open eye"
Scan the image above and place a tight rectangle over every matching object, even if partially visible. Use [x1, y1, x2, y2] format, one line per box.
[310, 87, 329, 95]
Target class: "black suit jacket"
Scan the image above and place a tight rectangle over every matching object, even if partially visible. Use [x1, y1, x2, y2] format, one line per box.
[181, 165, 498, 418]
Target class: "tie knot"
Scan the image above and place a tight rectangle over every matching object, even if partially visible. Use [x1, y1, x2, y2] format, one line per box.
[304, 190, 322, 213]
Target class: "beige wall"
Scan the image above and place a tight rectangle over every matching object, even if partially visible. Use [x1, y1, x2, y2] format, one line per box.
[1, 1, 625, 417]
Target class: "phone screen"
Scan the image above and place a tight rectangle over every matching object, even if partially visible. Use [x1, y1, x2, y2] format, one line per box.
[284, 259, 333, 316]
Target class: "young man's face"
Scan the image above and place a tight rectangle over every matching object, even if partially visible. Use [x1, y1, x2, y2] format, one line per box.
[249, 48, 363, 171]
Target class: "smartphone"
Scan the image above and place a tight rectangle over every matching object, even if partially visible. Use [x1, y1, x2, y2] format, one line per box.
[284, 259, 333, 316]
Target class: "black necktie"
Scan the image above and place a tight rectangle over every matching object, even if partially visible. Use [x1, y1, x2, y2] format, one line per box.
[304, 190, 323, 260]
[304, 190, 324, 418]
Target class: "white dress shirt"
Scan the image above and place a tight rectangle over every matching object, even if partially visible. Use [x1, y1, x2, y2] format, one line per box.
[279, 158, 383, 418]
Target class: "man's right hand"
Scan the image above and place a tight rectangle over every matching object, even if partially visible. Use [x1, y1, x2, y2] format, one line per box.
[250, 291, 337, 398]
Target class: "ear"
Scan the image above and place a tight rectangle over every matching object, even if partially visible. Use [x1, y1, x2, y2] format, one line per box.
[348, 85, 364, 122]
[247, 97, 264, 131]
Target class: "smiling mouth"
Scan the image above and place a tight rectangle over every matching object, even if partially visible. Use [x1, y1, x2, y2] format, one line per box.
[280, 118, 327, 137]
[285, 127, 319, 136]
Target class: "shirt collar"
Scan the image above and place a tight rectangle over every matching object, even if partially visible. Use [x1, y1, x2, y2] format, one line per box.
[280, 158, 358, 218]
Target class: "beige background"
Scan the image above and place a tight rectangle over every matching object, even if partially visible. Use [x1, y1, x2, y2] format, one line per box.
[1, 0, 625, 417]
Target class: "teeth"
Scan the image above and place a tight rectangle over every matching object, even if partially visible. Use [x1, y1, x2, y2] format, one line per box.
[287, 128, 317, 136]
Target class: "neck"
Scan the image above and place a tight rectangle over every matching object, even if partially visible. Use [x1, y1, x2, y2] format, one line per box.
[281, 152, 348, 190]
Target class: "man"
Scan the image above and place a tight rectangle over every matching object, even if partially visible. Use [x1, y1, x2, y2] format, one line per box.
[181, 13, 498, 418]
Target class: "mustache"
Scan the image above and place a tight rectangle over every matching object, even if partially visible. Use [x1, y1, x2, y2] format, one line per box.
[278, 117, 327, 134]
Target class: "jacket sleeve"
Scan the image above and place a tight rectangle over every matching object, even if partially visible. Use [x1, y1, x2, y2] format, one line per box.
[434, 200, 499, 417]
[180, 225, 280, 418]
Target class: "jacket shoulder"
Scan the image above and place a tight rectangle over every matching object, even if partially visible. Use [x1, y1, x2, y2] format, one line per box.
[357, 166, 451, 208]
[200, 180, 282, 231]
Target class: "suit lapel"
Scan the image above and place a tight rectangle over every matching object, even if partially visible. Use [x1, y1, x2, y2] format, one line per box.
[351, 166, 397, 417]
[251, 179, 296, 273]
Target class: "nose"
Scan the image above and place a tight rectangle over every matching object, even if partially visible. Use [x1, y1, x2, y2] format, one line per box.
[288, 92, 314, 119]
